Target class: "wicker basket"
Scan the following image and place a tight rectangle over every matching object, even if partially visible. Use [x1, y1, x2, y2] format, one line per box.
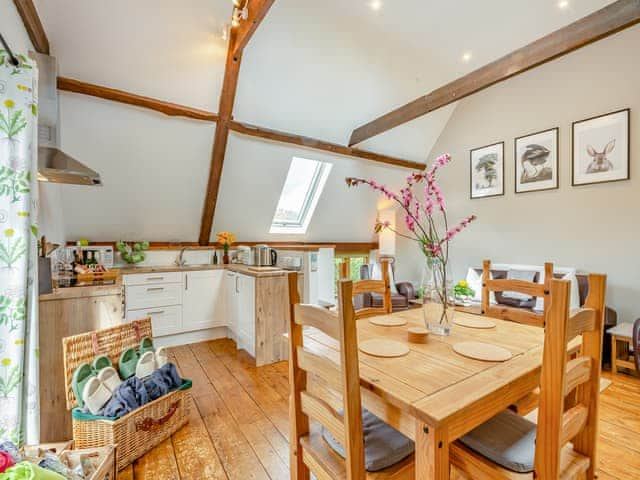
[62, 318, 191, 470]
[23, 442, 116, 480]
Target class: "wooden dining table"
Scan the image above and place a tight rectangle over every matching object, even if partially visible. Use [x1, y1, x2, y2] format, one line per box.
[299, 307, 547, 480]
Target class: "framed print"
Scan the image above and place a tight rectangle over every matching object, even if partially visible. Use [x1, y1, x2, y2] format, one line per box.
[514, 127, 559, 193]
[572, 109, 630, 186]
[470, 142, 504, 199]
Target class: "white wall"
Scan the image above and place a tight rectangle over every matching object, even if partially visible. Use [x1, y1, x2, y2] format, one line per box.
[396, 26, 640, 322]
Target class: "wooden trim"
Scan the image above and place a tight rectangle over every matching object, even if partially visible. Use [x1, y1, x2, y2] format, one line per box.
[229, 120, 426, 170]
[13, 0, 49, 54]
[348, 0, 640, 145]
[57, 77, 218, 122]
[232, 0, 276, 57]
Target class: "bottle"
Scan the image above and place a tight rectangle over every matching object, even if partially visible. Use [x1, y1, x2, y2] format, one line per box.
[213, 251, 218, 265]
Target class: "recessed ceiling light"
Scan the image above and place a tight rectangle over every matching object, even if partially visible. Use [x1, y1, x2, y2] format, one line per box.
[558, 0, 569, 9]
[462, 52, 472, 63]
[369, 0, 383, 11]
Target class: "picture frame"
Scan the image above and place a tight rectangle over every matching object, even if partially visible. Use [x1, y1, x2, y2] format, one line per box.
[572, 109, 630, 186]
[514, 127, 559, 193]
[470, 142, 504, 199]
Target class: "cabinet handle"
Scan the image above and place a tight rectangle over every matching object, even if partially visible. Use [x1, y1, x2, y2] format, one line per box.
[185, 274, 188, 291]
[147, 277, 164, 281]
[147, 287, 164, 292]
[147, 310, 165, 315]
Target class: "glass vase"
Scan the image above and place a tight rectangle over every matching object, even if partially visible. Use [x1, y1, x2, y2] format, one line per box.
[421, 257, 454, 336]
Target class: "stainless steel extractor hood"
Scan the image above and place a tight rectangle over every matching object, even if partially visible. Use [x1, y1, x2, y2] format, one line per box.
[35, 53, 102, 186]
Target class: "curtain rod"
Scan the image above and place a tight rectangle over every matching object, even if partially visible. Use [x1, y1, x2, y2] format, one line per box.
[0, 33, 20, 67]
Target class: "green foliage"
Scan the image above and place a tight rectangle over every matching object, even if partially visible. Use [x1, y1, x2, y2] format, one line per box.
[453, 281, 475, 299]
[0, 237, 26, 269]
[0, 296, 26, 331]
[0, 363, 21, 398]
[0, 167, 30, 203]
[0, 107, 27, 139]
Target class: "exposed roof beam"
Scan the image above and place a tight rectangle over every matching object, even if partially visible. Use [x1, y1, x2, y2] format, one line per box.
[232, 0, 276, 56]
[57, 76, 422, 168]
[13, 0, 49, 54]
[57, 77, 219, 122]
[348, 0, 640, 146]
[229, 120, 425, 170]
[199, 0, 275, 245]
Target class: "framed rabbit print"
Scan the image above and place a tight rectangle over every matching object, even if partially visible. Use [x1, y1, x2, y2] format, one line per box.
[572, 109, 630, 186]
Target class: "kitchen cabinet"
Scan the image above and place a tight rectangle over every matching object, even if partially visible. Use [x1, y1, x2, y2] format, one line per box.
[235, 273, 256, 357]
[124, 272, 182, 337]
[182, 270, 225, 332]
[126, 305, 181, 337]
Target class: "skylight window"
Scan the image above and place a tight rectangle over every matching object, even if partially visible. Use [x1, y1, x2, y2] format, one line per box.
[270, 157, 332, 234]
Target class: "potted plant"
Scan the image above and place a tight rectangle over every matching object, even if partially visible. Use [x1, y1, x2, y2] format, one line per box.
[453, 280, 476, 306]
[216, 232, 236, 264]
[346, 153, 476, 335]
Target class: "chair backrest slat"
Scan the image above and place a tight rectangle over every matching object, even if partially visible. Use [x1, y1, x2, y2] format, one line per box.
[350, 258, 392, 319]
[534, 274, 606, 479]
[288, 272, 366, 480]
[481, 259, 553, 327]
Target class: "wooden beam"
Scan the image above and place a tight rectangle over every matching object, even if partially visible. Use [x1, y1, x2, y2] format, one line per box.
[199, 0, 275, 245]
[57, 76, 423, 169]
[348, 0, 640, 146]
[13, 0, 49, 54]
[229, 120, 425, 170]
[57, 77, 218, 122]
[232, 0, 276, 56]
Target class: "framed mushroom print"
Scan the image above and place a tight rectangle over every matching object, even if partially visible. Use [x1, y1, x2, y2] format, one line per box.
[470, 142, 504, 199]
[514, 127, 559, 193]
[572, 109, 630, 186]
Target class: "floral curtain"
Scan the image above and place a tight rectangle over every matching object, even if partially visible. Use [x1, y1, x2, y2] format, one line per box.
[0, 50, 40, 446]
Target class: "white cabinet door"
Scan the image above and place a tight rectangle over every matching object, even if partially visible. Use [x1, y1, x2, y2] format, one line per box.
[126, 305, 182, 337]
[182, 270, 225, 333]
[225, 271, 238, 340]
[236, 273, 256, 357]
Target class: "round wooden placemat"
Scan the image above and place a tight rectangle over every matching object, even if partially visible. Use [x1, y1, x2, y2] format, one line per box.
[452, 342, 512, 362]
[359, 339, 410, 358]
[369, 316, 408, 327]
[453, 316, 496, 329]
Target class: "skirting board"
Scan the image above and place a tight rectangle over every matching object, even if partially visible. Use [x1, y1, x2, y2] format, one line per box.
[154, 326, 228, 348]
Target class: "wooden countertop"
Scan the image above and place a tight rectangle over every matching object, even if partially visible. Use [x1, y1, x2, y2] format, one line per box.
[117, 264, 291, 278]
[39, 281, 122, 302]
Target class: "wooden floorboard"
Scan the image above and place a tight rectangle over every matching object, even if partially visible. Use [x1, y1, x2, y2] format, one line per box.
[119, 339, 640, 480]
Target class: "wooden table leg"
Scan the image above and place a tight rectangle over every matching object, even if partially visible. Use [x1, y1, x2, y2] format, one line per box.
[415, 422, 449, 480]
[611, 335, 618, 374]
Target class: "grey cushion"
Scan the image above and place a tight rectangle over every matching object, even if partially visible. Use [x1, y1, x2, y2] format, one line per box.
[459, 409, 536, 473]
[502, 270, 537, 302]
[322, 409, 414, 472]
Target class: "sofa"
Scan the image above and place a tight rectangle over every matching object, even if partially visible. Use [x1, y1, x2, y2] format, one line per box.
[470, 265, 618, 366]
[357, 263, 415, 312]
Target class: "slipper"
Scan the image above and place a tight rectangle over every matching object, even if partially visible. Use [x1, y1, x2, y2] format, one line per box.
[139, 336, 155, 355]
[97, 366, 122, 392]
[92, 355, 112, 373]
[136, 351, 156, 379]
[155, 347, 168, 369]
[71, 363, 95, 408]
[82, 377, 112, 415]
[118, 348, 139, 380]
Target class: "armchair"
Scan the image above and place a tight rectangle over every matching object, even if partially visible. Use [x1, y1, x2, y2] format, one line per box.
[358, 262, 415, 312]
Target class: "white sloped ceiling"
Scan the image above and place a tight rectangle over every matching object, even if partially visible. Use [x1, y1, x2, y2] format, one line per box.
[30, 0, 612, 243]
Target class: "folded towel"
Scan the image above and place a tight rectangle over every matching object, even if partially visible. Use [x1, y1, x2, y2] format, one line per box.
[143, 363, 183, 401]
[100, 376, 149, 418]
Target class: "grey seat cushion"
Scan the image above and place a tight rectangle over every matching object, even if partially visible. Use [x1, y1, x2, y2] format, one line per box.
[322, 409, 414, 472]
[459, 409, 536, 473]
[502, 270, 537, 302]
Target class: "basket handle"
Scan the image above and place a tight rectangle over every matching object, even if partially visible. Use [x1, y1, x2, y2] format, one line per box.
[135, 400, 181, 432]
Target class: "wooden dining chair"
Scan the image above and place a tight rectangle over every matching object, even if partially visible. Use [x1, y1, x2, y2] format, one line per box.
[351, 258, 392, 319]
[450, 273, 607, 480]
[287, 273, 414, 480]
[481, 259, 553, 328]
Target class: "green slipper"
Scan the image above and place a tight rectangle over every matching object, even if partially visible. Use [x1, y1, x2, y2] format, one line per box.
[71, 363, 95, 408]
[118, 348, 139, 380]
[92, 355, 112, 373]
[139, 336, 155, 354]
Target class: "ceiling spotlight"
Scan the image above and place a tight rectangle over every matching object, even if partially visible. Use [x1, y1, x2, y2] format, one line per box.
[558, 0, 569, 9]
[369, 0, 383, 11]
[462, 51, 472, 63]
